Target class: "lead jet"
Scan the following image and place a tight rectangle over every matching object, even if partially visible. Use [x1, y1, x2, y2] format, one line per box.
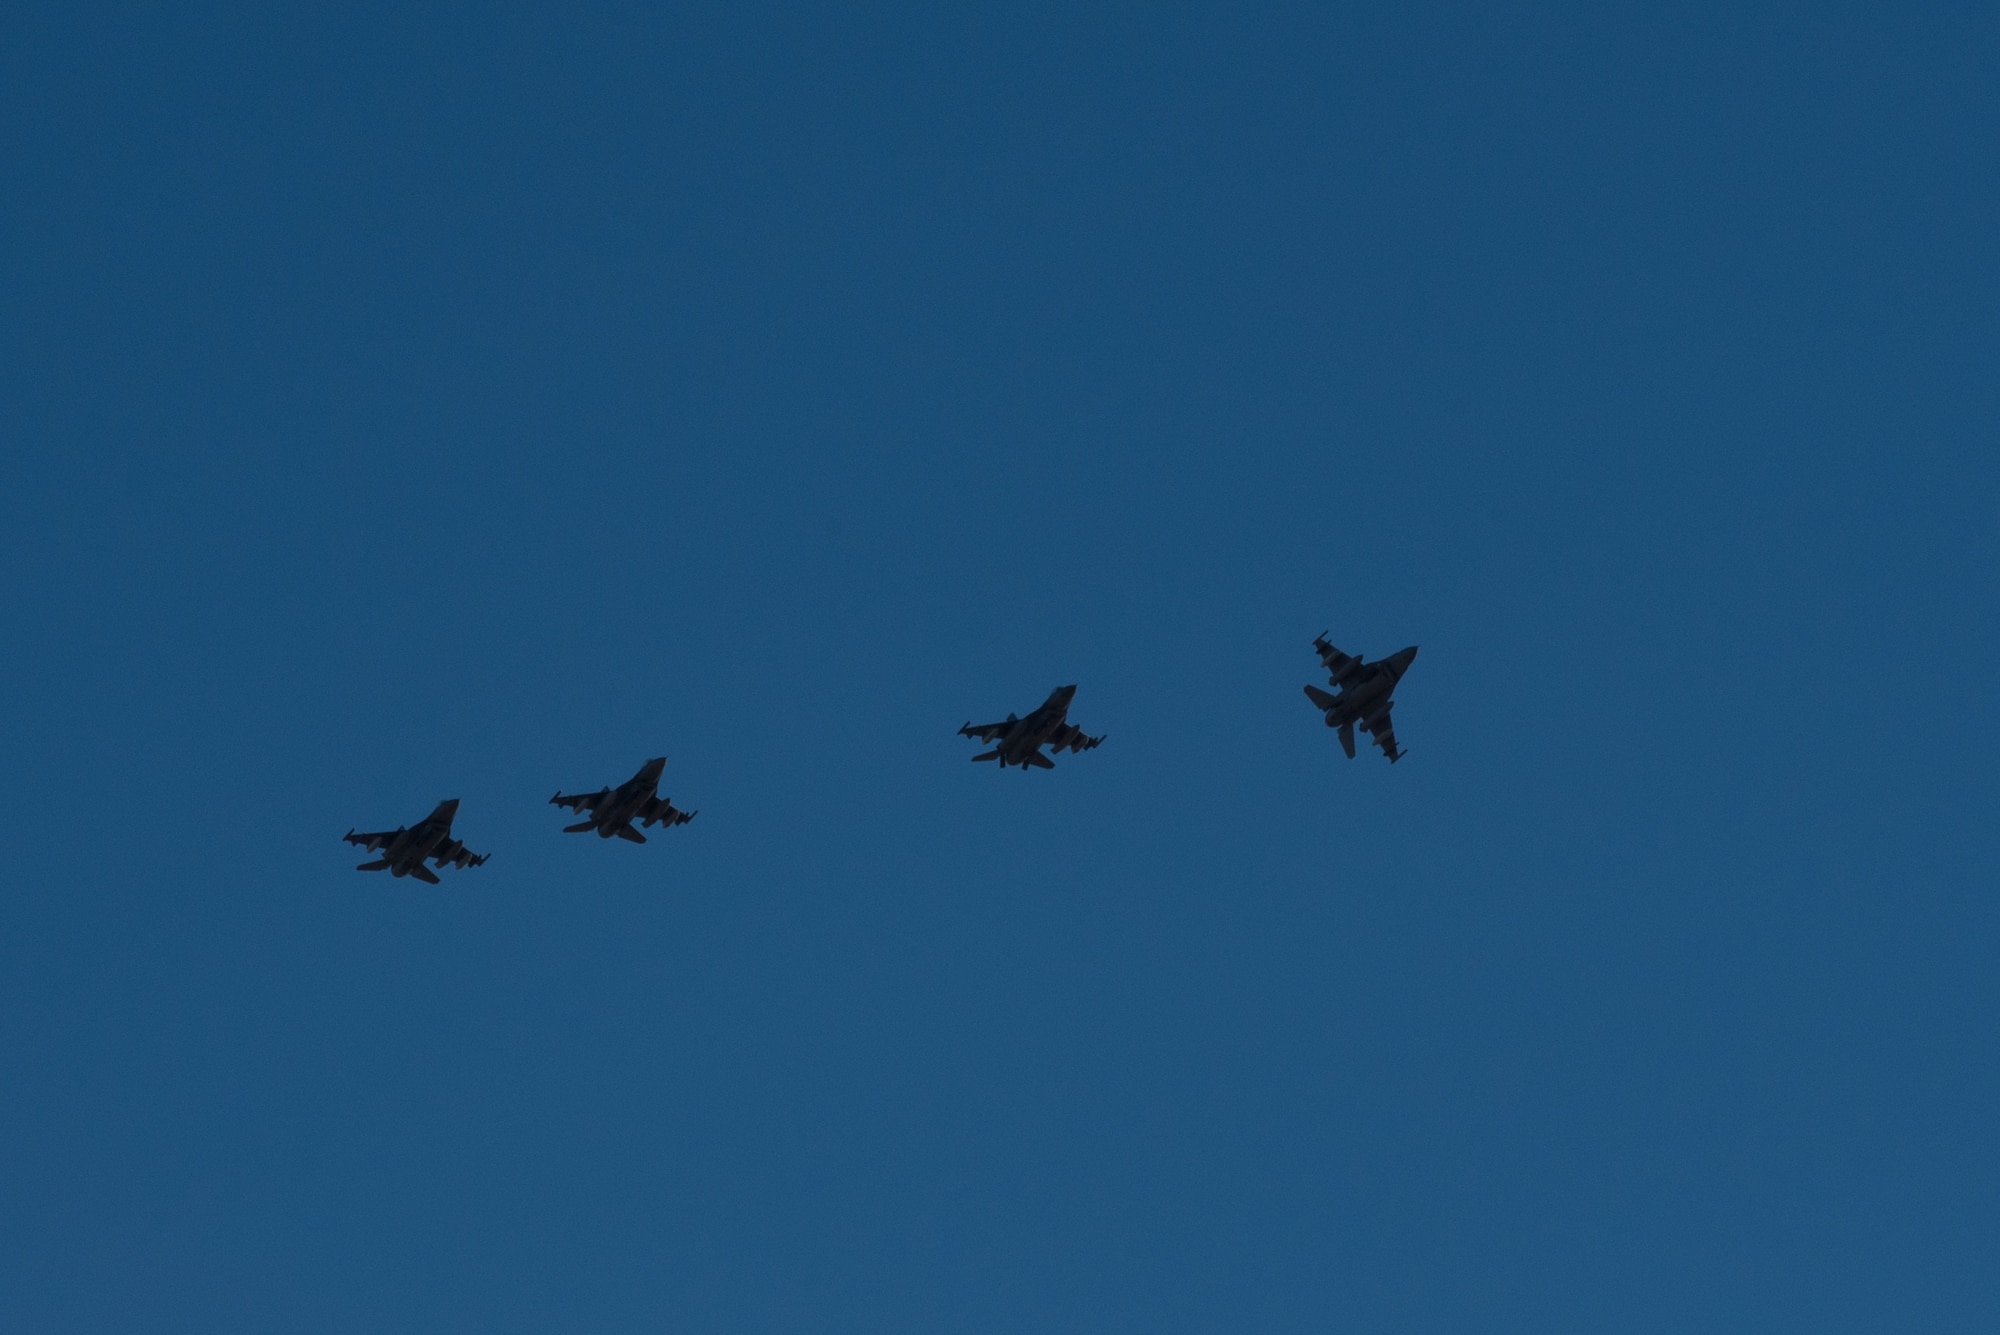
[959, 684, 1104, 770]
[550, 756, 696, 843]
[1303, 635, 1419, 763]
[344, 798, 490, 883]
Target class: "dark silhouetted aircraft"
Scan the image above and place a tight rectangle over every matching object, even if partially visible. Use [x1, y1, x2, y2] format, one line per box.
[960, 684, 1104, 770]
[550, 756, 696, 843]
[1303, 636, 1418, 763]
[344, 799, 489, 883]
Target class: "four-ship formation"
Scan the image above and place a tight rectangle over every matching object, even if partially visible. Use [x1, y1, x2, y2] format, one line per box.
[342, 633, 1419, 882]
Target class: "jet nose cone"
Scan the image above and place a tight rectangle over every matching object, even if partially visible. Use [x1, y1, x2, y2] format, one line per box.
[1389, 646, 1419, 672]
[435, 798, 460, 815]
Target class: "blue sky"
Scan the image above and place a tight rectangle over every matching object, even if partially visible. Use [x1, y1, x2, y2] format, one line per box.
[3, 3, 1996, 1330]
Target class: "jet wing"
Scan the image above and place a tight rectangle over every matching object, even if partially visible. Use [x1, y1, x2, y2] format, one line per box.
[959, 720, 1015, 744]
[550, 787, 609, 814]
[639, 797, 695, 828]
[1361, 712, 1404, 763]
[1047, 723, 1104, 755]
[344, 828, 401, 853]
[432, 838, 489, 870]
[1314, 634, 1362, 685]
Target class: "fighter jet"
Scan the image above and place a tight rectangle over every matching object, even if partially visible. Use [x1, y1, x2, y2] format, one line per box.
[549, 756, 696, 843]
[344, 799, 490, 883]
[959, 684, 1104, 770]
[1303, 635, 1419, 763]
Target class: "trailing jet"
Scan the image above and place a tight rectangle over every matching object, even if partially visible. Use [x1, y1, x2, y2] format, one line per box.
[550, 756, 696, 843]
[344, 799, 489, 884]
[1303, 635, 1418, 763]
[959, 684, 1104, 770]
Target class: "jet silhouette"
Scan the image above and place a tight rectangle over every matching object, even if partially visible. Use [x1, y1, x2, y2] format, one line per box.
[959, 685, 1105, 770]
[1303, 636, 1418, 763]
[344, 799, 490, 883]
[550, 756, 697, 843]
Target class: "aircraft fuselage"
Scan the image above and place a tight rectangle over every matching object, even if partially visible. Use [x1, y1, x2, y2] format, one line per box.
[991, 687, 1075, 765]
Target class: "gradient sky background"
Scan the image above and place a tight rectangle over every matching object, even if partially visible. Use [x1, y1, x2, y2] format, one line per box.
[3, 3, 1997, 1331]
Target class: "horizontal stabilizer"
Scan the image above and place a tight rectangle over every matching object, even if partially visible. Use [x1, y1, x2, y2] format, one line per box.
[972, 750, 1000, 762]
[614, 825, 648, 844]
[1304, 684, 1339, 711]
[1338, 721, 1356, 759]
[563, 820, 596, 834]
[1024, 751, 1055, 769]
[355, 859, 390, 873]
[409, 864, 441, 885]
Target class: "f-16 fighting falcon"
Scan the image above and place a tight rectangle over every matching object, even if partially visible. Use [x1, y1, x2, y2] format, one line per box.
[959, 684, 1105, 770]
[550, 756, 696, 843]
[344, 799, 490, 883]
[1303, 635, 1419, 763]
